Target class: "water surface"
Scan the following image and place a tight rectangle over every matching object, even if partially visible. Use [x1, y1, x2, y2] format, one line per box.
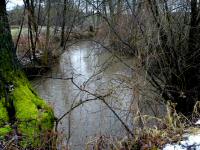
[32, 41, 160, 149]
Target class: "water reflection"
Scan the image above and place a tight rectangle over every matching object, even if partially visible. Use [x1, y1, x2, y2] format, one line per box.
[32, 41, 141, 149]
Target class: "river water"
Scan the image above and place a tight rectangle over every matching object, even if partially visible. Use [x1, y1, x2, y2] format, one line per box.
[32, 41, 163, 149]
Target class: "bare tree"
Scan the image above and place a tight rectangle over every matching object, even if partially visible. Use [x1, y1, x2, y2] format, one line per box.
[60, 0, 67, 47]
[44, 0, 51, 65]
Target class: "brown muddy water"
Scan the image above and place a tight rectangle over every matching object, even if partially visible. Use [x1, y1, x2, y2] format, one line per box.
[32, 41, 164, 149]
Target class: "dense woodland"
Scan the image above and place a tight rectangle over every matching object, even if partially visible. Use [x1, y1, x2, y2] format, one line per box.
[1, 0, 200, 149]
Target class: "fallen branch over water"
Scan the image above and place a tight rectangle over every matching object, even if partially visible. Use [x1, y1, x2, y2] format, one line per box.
[54, 76, 134, 137]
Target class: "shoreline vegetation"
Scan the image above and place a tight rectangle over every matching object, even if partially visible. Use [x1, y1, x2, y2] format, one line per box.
[11, 26, 96, 79]
[8, 27, 200, 149]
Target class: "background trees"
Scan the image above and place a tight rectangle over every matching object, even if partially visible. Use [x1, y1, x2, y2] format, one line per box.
[145, 0, 200, 115]
[3, 0, 200, 148]
[8, 0, 200, 116]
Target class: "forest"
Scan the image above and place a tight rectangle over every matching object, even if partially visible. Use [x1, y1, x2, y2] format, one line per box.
[1, 0, 200, 149]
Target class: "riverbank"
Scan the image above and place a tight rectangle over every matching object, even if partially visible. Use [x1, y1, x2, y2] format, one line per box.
[11, 26, 96, 79]
[11, 27, 200, 150]
[31, 41, 200, 150]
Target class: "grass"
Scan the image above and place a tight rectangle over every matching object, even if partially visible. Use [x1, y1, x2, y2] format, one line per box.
[11, 27, 28, 37]
[84, 101, 200, 150]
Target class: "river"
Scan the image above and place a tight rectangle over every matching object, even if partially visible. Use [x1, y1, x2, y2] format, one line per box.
[32, 41, 163, 149]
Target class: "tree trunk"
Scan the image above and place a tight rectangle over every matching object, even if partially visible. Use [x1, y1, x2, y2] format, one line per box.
[86, 0, 88, 14]
[108, 0, 114, 21]
[0, 0, 54, 146]
[60, 0, 67, 47]
[102, 0, 107, 16]
[25, 0, 38, 63]
[132, 0, 136, 13]
[44, 0, 51, 65]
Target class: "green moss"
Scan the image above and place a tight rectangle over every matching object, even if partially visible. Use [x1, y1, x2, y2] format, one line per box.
[0, 68, 54, 147]
[0, 41, 54, 146]
[0, 13, 54, 147]
[11, 79, 54, 147]
[0, 125, 12, 138]
[0, 99, 9, 126]
[39, 111, 54, 130]
[18, 120, 40, 147]
[13, 85, 38, 120]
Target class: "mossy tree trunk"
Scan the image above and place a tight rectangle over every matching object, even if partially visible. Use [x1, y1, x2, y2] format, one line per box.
[0, 0, 16, 73]
[0, 0, 54, 147]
